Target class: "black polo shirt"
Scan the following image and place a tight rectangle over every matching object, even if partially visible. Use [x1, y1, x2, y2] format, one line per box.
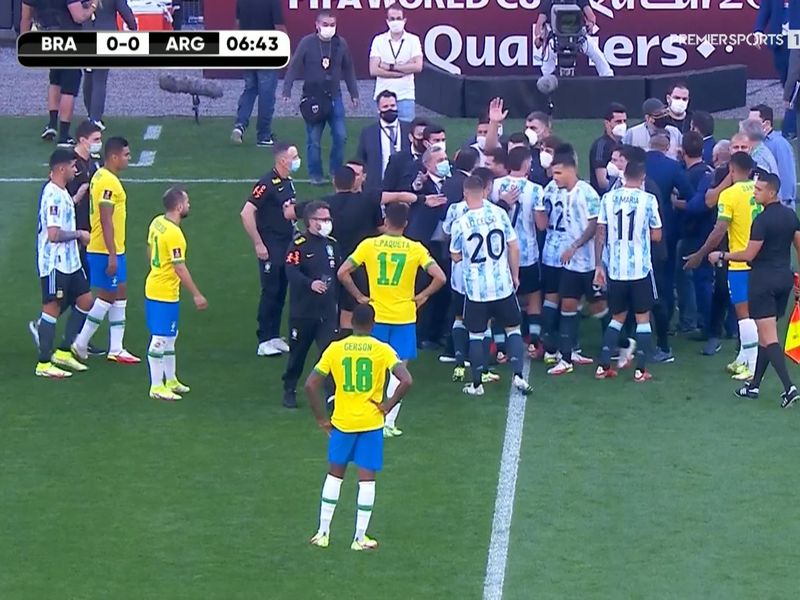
[236, 0, 284, 30]
[22, 0, 81, 29]
[588, 133, 619, 193]
[247, 169, 295, 241]
[67, 152, 100, 231]
[322, 190, 383, 258]
[749, 202, 800, 270]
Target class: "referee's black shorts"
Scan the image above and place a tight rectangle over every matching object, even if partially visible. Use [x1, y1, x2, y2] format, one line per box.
[339, 266, 369, 312]
[463, 293, 521, 334]
[748, 268, 793, 320]
[607, 274, 656, 315]
[49, 69, 82, 96]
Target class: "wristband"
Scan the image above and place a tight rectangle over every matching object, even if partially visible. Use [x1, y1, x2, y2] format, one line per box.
[416, 194, 425, 204]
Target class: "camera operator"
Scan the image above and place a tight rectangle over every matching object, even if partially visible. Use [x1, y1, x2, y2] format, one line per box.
[534, 0, 613, 77]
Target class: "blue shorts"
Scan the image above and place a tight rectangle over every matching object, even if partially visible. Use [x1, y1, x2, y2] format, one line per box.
[87, 252, 127, 291]
[728, 270, 749, 305]
[328, 427, 384, 472]
[145, 298, 179, 337]
[372, 322, 416, 361]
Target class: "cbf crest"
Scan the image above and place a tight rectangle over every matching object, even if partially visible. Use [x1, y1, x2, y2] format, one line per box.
[326, 244, 335, 268]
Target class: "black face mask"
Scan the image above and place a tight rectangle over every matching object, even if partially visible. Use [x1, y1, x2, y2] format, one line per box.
[380, 109, 398, 124]
[413, 139, 426, 154]
[653, 116, 669, 129]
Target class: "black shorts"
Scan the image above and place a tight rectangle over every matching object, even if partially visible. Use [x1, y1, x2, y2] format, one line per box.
[541, 264, 562, 295]
[41, 268, 90, 306]
[559, 269, 603, 301]
[607, 274, 656, 315]
[450, 289, 466, 318]
[518, 264, 541, 295]
[49, 69, 82, 96]
[339, 266, 369, 312]
[463, 294, 521, 334]
[748, 269, 793, 320]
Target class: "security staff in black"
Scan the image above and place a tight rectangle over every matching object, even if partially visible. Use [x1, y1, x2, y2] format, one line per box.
[710, 173, 800, 407]
[281, 201, 341, 409]
[240, 143, 300, 357]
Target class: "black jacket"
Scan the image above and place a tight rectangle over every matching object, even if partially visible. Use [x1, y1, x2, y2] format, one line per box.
[356, 121, 412, 193]
[285, 233, 341, 320]
[383, 149, 422, 192]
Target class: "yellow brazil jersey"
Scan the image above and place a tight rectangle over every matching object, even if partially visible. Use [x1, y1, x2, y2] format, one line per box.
[348, 234, 434, 325]
[314, 335, 401, 433]
[717, 180, 761, 271]
[88, 167, 127, 254]
[145, 215, 187, 302]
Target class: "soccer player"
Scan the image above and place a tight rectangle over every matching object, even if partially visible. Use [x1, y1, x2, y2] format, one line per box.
[338, 202, 445, 437]
[536, 172, 565, 365]
[709, 174, 800, 406]
[144, 187, 208, 401]
[35, 149, 94, 378]
[450, 175, 532, 396]
[685, 152, 760, 380]
[72, 137, 140, 363]
[546, 146, 608, 376]
[490, 146, 545, 358]
[305, 304, 413, 550]
[594, 149, 663, 382]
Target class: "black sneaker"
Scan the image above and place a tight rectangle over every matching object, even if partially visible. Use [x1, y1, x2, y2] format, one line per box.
[781, 387, 798, 408]
[57, 137, 75, 148]
[734, 385, 759, 399]
[256, 136, 275, 147]
[283, 390, 298, 409]
[41, 125, 57, 141]
[87, 343, 106, 356]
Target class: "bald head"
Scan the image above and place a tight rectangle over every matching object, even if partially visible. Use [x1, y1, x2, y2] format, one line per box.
[730, 133, 750, 154]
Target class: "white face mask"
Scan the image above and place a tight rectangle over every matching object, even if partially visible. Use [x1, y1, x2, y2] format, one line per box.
[525, 129, 538, 146]
[476, 135, 487, 150]
[388, 20, 405, 34]
[611, 123, 627, 138]
[318, 26, 336, 40]
[539, 151, 553, 169]
[670, 98, 688, 115]
[606, 161, 621, 178]
[89, 141, 102, 154]
[432, 142, 447, 155]
[318, 221, 333, 237]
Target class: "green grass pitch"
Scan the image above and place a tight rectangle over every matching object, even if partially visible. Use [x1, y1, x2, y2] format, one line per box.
[2, 115, 800, 599]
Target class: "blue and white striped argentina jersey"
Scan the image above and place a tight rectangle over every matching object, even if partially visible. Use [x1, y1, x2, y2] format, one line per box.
[537, 180, 567, 268]
[443, 199, 490, 294]
[598, 187, 662, 281]
[490, 176, 543, 267]
[561, 180, 601, 273]
[450, 203, 518, 302]
[37, 181, 82, 278]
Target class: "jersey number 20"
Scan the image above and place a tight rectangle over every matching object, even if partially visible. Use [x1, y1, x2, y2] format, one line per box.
[467, 229, 505, 263]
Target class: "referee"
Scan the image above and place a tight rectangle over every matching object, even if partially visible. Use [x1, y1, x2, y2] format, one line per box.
[281, 201, 341, 409]
[708, 173, 800, 407]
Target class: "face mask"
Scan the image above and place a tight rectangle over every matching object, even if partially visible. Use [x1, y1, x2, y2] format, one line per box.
[525, 129, 538, 146]
[539, 151, 553, 169]
[380, 109, 398, 124]
[611, 123, 627, 138]
[413, 140, 426, 154]
[670, 98, 688, 115]
[476, 135, 487, 150]
[318, 221, 333, 237]
[89, 141, 102, 154]
[290, 158, 301, 172]
[653, 116, 669, 129]
[388, 20, 405, 34]
[432, 142, 447, 155]
[318, 26, 336, 40]
[606, 162, 621, 178]
[435, 161, 451, 178]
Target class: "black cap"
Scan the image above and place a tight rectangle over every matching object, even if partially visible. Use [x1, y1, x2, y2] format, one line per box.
[49, 148, 76, 169]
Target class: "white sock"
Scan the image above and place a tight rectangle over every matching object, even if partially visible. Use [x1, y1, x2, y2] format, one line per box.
[739, 318, 759, 371]
[108, 299, 127, 355]
[147, 335, 166, 387]
[384, 374, 401, 428]
[318, 474, 342, 535]
[355, 480, 376, 542]
[75, 298, 111, 349]
[163, 334, 177, 381]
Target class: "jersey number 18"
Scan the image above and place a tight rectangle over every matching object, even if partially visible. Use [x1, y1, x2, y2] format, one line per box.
[341, 357, 373, 392]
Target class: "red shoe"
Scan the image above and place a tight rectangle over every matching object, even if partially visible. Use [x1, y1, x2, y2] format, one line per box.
[107, 349, 141, 364]
[595, 366, 618, 379]
[634, 369, 652, 383]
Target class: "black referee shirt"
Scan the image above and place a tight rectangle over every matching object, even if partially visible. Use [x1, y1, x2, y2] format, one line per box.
[247, 169, 295, 241]
[67, 153, 100, 231]
[749, 202, 800, 270]
[588, 133, 618, 193]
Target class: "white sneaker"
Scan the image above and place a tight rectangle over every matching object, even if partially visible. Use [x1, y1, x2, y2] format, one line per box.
[463, 383, 485, 396]
[92, 119, 106, 132]
[28, 319, 40, 350]
[270, 337, 290, 353]
[513, 374, 533, 394]
[617, 338, 637, 369]
[257, 340, 281, 357]
[570, 351, 594, 365]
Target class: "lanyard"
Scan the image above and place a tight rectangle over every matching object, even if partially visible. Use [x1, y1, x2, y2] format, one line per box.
[389, 38, 405, 61]
[381, 125, 399, 150]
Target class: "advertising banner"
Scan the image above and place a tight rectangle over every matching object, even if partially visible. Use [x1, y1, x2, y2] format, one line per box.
[205, 0, 773, 77]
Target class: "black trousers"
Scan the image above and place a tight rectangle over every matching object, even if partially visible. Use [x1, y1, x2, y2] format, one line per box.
[709, 262, 731, 338]
[416, 241, 450, 345]
[282, 316, 337, 392]
[651, 259, 671, 351]
[257, 238, 289, 343]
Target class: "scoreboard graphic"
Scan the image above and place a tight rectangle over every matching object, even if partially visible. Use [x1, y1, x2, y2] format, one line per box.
[17, 31, 291, 69]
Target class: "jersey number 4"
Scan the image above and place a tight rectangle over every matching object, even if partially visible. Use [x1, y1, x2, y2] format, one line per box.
[467, 229, 505, 263]
[341, 357, 373, 392]
[376, 252, 406, 286]
[615, 209, 636, 242]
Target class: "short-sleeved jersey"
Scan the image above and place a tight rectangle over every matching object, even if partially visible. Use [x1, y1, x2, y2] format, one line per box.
[145, 215, 187, 303]
[490, 176, 543, 267]
[749, 202, 800, 270]
[314, 335, 401, 433]
[348, 234, 434, 325]
[246, 169, 296, 241]
[443, 200, 477, 294]
[37, 181, 81, 277]
[559, 180, 600, 273]
[87, 167, 127, 254]
[450, 202, 518, 302]
[717, 180, 760, 271]
[538, 180, 567, 268]
[598, 187, 662, 281]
